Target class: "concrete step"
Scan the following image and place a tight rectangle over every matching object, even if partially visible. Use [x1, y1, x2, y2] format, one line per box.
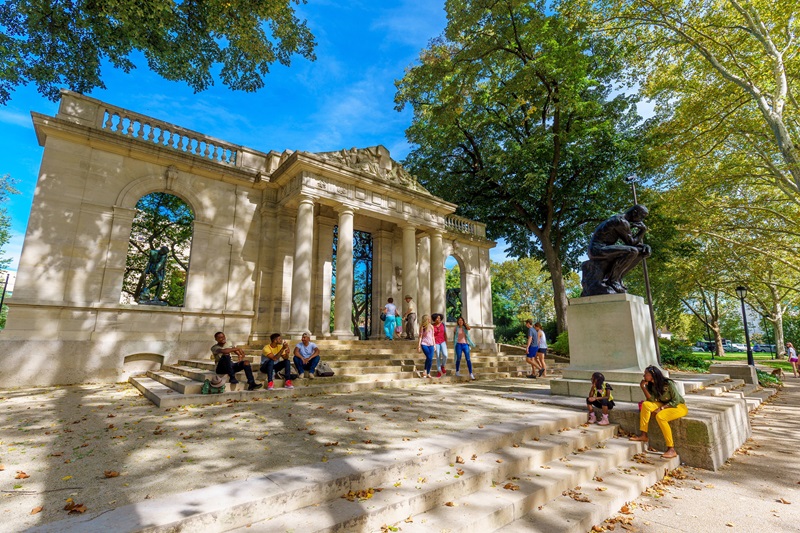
[393, 438, 677, 533]
[146, 369, 205, 394]
[496, 448, 680, 533]
[240, 424, 621, 533]
[30, 411, 595, 532]
[689, 378, 745, 396]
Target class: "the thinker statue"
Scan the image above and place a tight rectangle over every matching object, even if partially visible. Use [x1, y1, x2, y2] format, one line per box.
[581, 205, 651, 297]
[139, 246, 170, 305]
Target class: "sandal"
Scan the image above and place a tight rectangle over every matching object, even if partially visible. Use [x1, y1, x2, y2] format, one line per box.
[629, 435, 649, 442]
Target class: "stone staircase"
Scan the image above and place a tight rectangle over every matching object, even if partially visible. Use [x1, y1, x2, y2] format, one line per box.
[130, 339, 568, 407]
[31, 408, 678, 533]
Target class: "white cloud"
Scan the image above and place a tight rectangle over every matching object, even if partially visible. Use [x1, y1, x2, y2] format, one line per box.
[371, 0, 447, 48]
[0, 109, 33, 129]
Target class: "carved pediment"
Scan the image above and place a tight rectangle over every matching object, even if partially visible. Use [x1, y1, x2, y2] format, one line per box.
[314, 145, 429, 194]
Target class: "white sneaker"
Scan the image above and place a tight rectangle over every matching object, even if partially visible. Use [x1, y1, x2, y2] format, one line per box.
[455, 371, 461, 377]
[470, 373, 475, 380]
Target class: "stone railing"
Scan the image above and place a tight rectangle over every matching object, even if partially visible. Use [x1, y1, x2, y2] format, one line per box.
[54, 91, 270, 173]
[445, 214, 487, 238]
[98, 104, 239, 166]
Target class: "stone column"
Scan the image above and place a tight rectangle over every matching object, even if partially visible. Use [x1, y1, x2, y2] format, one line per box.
[332, 206, 357, 338]
[289, 196, 315, 336]
[402, 223, 418, 305]
[430, 230, 445, 315]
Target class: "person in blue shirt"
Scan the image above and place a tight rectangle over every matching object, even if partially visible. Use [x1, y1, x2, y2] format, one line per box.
[293, 332, 321, 379]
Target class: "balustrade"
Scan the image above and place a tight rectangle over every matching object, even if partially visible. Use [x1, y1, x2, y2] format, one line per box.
[98, 106, 239, 166]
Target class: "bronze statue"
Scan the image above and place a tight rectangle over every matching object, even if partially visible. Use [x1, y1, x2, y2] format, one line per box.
[139, 246, 169, 304]
[581, 205, 651, 296]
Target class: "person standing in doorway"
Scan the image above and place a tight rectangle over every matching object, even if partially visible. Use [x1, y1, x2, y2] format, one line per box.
[403, 295, 417, 340]
[432, 313, 448, 377]
[383, 298, 397, 340]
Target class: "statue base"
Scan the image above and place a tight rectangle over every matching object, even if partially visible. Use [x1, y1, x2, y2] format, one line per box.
[550, 293, 675, 402]
[138, 299, 169, 307]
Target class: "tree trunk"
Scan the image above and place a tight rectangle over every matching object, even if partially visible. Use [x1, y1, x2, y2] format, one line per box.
[541, 238, 568, 334]
[711, 322, 725, 359]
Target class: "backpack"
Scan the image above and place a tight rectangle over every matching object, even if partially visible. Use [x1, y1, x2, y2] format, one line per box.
[201, 379, 225, 394]
[315, 362, 335, 377]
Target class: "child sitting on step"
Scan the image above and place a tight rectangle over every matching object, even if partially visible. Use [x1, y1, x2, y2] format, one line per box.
[586, 372, 614, 425]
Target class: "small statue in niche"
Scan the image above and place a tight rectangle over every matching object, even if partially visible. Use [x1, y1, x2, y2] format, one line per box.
[139, 246, 170, 305]
[581, 205, 651, 297]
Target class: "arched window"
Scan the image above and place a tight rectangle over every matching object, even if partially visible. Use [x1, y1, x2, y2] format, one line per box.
[120, 192, 194, 307]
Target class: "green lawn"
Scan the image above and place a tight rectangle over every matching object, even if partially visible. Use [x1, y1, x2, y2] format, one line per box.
[692, 351, 793, 370]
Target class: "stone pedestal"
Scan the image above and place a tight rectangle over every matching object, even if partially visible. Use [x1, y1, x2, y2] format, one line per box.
[550, 293, 674, 402]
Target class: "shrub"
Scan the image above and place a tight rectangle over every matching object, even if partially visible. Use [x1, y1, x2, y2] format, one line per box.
[659, 339, 710, 372]
[756, 369, 782, 388]
[550, 331, 569, 355]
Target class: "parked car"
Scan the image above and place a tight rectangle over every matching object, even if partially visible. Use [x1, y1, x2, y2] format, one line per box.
[753, 343, 777, 353]
[730, 343, 747, 352]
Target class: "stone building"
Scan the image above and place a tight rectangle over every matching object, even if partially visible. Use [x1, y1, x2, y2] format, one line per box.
[0, 91, 496, 388]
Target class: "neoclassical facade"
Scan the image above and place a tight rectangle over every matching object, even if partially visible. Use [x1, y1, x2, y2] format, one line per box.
[0, 91, 496, 387]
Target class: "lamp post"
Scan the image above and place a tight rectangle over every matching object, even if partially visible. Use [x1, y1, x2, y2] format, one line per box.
[735, 286, 755, 366]
[624, 175, 661, 364]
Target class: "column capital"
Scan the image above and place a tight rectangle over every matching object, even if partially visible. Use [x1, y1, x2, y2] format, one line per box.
[297, 194, 316, 207]
[334, 204, 356, 216]
[429, 229, 443, 238]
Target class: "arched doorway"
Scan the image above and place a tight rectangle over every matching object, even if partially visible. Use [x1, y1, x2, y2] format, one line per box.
[121, 192, 194, 306]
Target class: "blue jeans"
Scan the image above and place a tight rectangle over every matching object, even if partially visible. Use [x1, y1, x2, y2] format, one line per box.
[455, 343, 472, 373]
[294, 355, 320, 375]
[421, 344, 435, 375]
[435, 342, 448, 369]
[384, 316, 396, 339]
[260, 358, 291, 382]
[216, 355, 256, 385]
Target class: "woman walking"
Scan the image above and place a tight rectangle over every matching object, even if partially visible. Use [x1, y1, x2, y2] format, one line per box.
[417, 315, 435, 378]
[453, 316, 476, 380]
[383, 297, 397, 340]
[787, 342, 798, 378]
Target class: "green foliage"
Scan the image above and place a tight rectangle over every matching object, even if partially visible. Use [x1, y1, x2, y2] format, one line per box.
[658, 339, 710, 372]
[122, 193, 193, 306]
[0, 0, 316, 103]
[396, 0, 645, 333]
[0, 175, 19, 269]
[550, 331, 569, 355]
[756, 369, 782, 388]
[0, 304, 7, 330]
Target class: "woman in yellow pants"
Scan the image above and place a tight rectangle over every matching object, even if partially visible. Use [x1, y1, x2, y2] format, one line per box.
[630, 366, 688, 459]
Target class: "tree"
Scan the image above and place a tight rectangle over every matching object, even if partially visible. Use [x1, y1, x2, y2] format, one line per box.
[122, 193, 193, 306]
[396, 0, 643, 333]
[0, 0, 316, 104]
[566, 0, 800, 199]
[0, 174, 18, 269]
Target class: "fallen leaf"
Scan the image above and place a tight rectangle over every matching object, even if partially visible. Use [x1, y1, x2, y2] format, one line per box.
[68, 504, 87, 514]
[513, 444, 520, 448]
[104, 470, 120, 478]
[308, 430, 317, 435]
[456, 456, 465, 464]
[594, 476, 604, 482]
[778, 498, 791, 504]
[457, 469, 464, 475]
[503, 483, 520, 491]
[346, 417, 356, 422]
[471, 454, 478, 460]
[496, 459, 504, 463]
[62, 475, 73, 481]
[364, 440, 373, 444]
[30, 506, 43, 515]
[444, 501, 455, 507]
[404, 516, 413, 523]
[15, 471, 30, 479]
[596, 487, 608, 491]
[726, 523, 734, 528]
[478, 425, 484, 428]
[324, 441, 339, 446]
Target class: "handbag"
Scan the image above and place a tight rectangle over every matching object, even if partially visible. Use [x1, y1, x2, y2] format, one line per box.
[315, 362, 335, 377]
[380, 312, 387, 321]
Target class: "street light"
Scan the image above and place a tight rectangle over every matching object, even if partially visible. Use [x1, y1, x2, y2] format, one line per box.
[735, 286, 755, 366]
[624, 174, 660, 364]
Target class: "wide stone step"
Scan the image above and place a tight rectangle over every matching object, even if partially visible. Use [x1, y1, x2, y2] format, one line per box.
[31, 411, 595, 532]
[146, 369, 205, 394]
[239, 424, 620, 533]
[496, 448, 679, 533]
[394, 438, 676, 533]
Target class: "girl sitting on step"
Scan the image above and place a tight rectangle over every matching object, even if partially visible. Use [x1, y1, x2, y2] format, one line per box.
[586, 372, 614, 425]
[630, 366, 688, 459]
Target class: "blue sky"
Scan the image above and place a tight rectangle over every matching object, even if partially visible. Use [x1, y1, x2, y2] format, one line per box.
[0, 1, 512, 271]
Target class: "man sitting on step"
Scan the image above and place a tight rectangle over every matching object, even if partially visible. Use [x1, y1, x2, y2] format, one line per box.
[261, 333, 295, 390]
[293, 332, 321, 379]
[211, 331, 262, 391]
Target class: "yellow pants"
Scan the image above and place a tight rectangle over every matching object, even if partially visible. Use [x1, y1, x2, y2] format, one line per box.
[640, 401, 688, 447]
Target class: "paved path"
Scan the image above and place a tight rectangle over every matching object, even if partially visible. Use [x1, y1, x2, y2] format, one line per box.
[621, 379, 800, 533]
